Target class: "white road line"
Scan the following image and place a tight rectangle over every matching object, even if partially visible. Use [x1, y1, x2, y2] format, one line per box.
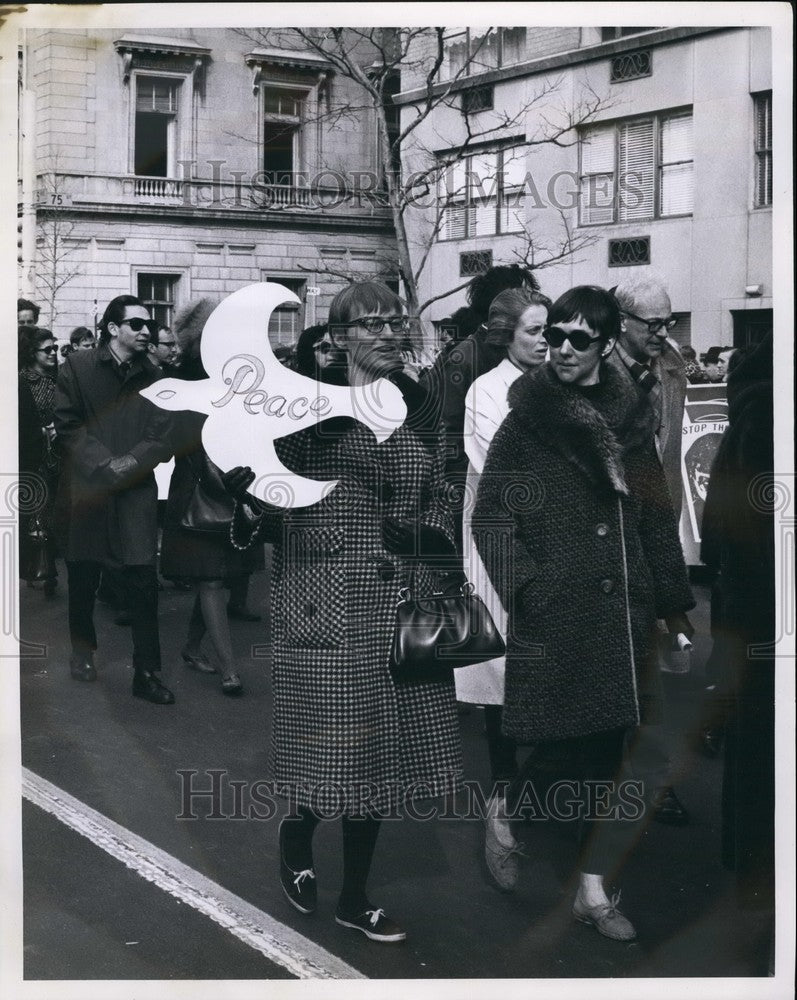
[21, 767, 365, 980]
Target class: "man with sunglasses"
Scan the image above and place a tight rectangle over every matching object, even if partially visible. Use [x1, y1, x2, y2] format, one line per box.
[54, 294, 175, 704]
[610, 274, 690, 827]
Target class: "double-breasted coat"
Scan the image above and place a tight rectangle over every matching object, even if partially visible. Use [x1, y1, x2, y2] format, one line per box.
[472, 362, 694, 744]
[236, 377, 463, 814]
[53, 344, 172, 566]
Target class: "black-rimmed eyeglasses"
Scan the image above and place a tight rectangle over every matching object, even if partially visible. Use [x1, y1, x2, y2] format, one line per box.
[621, 310, 677, 335]
[339, 316, 410, 336]
[37, 345, 58, 355]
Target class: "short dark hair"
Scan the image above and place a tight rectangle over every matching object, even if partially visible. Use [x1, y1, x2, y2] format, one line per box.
[466, 265, 540, 323]
[149, 325, 171, 348]
[69, 325, 94, 346]
[548, 285, 621, 343]
[18, 298, 40, 323]
[484, 288, 552, 347]
[18, 325, 54, 369]
[703, 346, 724, 365]
[99, 295, 145, 343]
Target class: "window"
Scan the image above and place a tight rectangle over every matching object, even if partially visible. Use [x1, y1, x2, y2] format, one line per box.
[443, 27, 526, 79]
[579, 111, 693, 225]
[608, 236, 650, 266]
[459, 249, 493, 276]
[265, 276, 305, 345]
[601, 27, 654, 41]
[669, 312, 691, 349]
[137, 273, 179, 328]
[262, 86, 306, 185]
[134, 76, 180, 178]
[438, 145, 526, 240]
[462, 85, 494, 114]
[754, 92, 772, 208]
[610, 50, 652, 82]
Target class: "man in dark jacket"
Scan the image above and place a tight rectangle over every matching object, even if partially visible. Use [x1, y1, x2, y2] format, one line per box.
[54, 295, 175, 704]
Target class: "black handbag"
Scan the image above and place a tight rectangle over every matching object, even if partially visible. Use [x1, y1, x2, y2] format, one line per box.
[180, 453, 236, 534]
[389, 572, 505, 682]
[24, 514, 57, 582]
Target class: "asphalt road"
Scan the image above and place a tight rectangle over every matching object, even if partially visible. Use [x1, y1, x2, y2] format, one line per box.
[16, 556, 776, 984]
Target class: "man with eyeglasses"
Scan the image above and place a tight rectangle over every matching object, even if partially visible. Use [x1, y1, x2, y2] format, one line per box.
[610, 274, 690, 827]
[147, 324, 182, 373]
[54, 294, 175, 704]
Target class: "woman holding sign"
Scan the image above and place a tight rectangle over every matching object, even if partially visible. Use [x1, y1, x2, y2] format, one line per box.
[225, 281, 462, 943]
[472, 286, 694, 941]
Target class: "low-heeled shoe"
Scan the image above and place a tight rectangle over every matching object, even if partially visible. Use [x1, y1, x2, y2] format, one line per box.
[335, 907, 406, 943]
[70, 653, 97, 682]
[132, 671, 175, 705]
[279, 825, 317, 914]
[181, 650, 217, 675]
[573, 892, 636, 941]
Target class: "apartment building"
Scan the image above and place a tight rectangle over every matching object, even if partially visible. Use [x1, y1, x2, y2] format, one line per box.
[395, 26, 773, 354]
[18, 27, 397, 344]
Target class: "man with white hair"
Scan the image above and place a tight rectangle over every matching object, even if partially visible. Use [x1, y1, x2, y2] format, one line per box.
[610, 272, 690, 826]
[611, 272, 686, 519]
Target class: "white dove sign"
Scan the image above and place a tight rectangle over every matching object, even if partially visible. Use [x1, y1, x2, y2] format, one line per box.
[139, 282, 408, 508]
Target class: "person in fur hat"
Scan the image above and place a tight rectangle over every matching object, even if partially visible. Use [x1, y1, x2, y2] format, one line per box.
[472, 285, 694, 941]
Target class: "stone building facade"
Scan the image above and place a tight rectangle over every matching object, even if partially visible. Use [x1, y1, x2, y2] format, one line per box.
[19, 27, 397, 345]
[396, 26, 773, 354]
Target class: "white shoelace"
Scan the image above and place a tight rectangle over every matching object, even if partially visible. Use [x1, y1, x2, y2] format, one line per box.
[293, 869, 315, 888]
[365, 908, 384, 926]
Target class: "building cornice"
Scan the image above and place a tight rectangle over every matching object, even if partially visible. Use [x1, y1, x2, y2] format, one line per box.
[394, 26, 737, 105]
[35, 203, 395, 234]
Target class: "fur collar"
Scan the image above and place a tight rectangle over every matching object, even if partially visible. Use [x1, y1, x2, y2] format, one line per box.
[507, 361, 657, 495]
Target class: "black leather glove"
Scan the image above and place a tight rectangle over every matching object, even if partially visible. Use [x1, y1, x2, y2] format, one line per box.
[221, 466, 256, 500]
[382, 516, 456, 560]
[665, 612, 695, 641]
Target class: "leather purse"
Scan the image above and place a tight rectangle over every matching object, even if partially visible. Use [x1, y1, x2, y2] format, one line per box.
[24, 514, 57, 582]
[180, 452, 236, 534]
[389, 572, 505, 682]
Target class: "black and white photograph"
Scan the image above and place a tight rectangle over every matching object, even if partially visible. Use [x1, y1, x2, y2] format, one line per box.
[1, 3, 794, 996]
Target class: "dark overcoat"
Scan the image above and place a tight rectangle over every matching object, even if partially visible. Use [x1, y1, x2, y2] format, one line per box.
[701, 336, 774, 907]
[53, 344, 172, 566]
[237, 378, 463, 814]
[472, 362, 694, 744]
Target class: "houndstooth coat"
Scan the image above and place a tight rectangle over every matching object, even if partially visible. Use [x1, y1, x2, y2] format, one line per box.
[239, 379, 463, 815]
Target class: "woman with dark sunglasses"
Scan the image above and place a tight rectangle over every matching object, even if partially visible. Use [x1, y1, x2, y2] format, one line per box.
[18, 324, 61, 595]
[472, 285, 694, 941]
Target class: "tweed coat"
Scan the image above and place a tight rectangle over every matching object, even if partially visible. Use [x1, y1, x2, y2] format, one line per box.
[238, 378, 463, 814]
[53, 345, 172, 566]
[607, 340, 687, 520]
[472, 362, 694, 744]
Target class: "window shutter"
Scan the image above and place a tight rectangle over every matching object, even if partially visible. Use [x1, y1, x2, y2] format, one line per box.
[754, 94, 772, 208]
[659, 114, 693, 216]
[618, 118, 654, 220]
[580, 126, 616, 224]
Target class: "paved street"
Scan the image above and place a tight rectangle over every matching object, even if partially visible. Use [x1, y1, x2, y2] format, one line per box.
[18, 554, 775, 985]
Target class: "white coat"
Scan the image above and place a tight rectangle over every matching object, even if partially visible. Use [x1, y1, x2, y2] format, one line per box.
[456, 357, 523, 704]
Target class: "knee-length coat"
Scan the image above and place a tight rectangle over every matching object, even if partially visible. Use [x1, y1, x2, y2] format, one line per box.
[236, 377, 463, 814]
[472, 362, 694, 744]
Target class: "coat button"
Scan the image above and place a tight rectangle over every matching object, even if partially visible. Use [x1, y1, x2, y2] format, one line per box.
[596, 523, 609, 537]
[376, 559, 396, 582]
[599, 578, 615, 594]
[304, 601, 316, 617]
